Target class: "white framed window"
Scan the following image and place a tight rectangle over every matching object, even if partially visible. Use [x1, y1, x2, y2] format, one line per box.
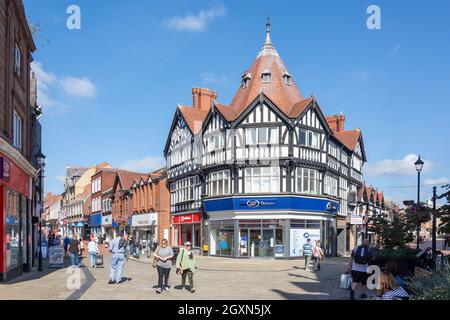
[244, 167, 280, 193]
[170, 176, 200, 204]
[14, 43, 21, 76]
[205, 134, 224, 153]
[295, 168, 320, 195]
[13, 110, 22, 150]
[246, 127, 278, 145]
[351, 155, 362, 172]
[324, 175, 338, 197]
[207, 170, 231, 196]
[262, 70, 271, 83]
[300, 129, 319, 149]
[329, 142, 340, 159]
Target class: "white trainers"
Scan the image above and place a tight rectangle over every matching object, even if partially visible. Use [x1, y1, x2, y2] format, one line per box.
[156, 288, 162, 294]
[164, 286, 170, 292]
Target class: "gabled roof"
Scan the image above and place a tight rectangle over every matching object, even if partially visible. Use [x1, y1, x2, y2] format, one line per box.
[115, 170, 149, 191]
[288, 97, 314, 118]
[178, 106, 209, 134]
[215, 103, 239, 122]
[334, 129, 361, 152]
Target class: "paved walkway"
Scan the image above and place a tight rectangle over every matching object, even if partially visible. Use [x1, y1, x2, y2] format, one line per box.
[0, 253, 375, 300]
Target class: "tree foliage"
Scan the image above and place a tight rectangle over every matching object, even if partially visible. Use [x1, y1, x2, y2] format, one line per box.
[437, 184, 450, 235]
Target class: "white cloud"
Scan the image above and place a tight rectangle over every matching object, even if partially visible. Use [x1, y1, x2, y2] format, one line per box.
[424, 177, 450, 185]
[201, 72, 229, 86]
[59, 76, 96, 98]
[120, 157, 165, 172]
[365, 154, 432, 177]
[30, 61, 96, 110]
[164, 3, 226, 32]
[56, 175, 66, 183]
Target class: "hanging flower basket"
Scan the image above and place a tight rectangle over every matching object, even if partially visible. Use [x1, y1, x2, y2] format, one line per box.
[114, 215, 128, 228]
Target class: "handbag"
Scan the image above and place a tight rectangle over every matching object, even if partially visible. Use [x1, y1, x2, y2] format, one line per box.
[176, 249, 185, 275]
[340, 272, 352, 289]
[152, 246, 161, 268]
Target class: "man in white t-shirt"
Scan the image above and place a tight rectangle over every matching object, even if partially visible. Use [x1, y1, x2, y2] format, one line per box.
[347, 238, 373, 300]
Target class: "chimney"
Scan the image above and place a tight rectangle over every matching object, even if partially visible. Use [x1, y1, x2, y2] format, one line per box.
[192, 87, 217, 111]
[326, 114, 345, 132]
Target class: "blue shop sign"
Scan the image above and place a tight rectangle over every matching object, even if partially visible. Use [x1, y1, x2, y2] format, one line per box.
[89, 213, 102, 227]
[204, 196, 339, 214]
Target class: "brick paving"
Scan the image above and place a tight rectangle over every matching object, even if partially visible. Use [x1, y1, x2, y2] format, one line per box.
[0, 249, 376, 300]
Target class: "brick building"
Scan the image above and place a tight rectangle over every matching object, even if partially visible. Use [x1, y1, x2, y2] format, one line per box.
[0, 0, 42, 280]
[89, 167, 116, 238]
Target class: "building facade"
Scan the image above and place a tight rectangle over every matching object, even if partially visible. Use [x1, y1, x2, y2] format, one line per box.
[0, 0, 41, 280]
[164, 20, 367, 258]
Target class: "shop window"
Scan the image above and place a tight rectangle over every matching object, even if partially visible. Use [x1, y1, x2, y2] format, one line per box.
[6, 188, 23, 270]
[212, 229, 234, 256]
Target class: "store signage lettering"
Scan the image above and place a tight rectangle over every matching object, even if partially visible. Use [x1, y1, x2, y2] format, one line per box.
[245, 200, 276, 208]
[181, 215, 192, 222]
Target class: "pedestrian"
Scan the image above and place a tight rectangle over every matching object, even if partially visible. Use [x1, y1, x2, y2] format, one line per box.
[79, 237, 85, 258]
[67, 234, 81, 267]
[105, 235, 111, 249]
[347, 238, 374, 300]
[312, 240, 325, 271]
[108, 231, 127, 284]
[154, 239, 174, 294]
[88, 237, 99, 268]
[123, 234, 130, 261]
[63, 235, 71, 257]
[376, 271, 409, 300]
[175, 241, 198, 293]
[384, 260, 405, 289]
[302, 238, 313, 271]
[129, 236, 135, 258]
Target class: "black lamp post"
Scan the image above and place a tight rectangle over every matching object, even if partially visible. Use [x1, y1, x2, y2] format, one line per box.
[36, 152, 46, 271]
[432, 186, 437, 266]
[414, 155, 424, 250]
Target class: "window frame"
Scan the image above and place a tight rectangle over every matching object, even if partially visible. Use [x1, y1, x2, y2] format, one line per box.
[13, 110, 22, 150]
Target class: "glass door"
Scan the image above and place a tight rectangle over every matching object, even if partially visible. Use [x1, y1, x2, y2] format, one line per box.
[249, 229, 260, 257]
[239, 229, 249, 257]
[261, 229, 274, 257]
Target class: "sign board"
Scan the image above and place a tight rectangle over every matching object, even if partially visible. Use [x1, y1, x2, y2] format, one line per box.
[203, 244, 209, 252]
[163, 228, 169, 241]
[350, 214, 364, 225]
[173, 213, 202, 224]
[275, 245, 284, 257]
[102, 214, 112, 226]
[289, 228, 321, 257]
[132, 213, 157, 227]
[48, 245, 64, 268]
[348, 191, 357, 205]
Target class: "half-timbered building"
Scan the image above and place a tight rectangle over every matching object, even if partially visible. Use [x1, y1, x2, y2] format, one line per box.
[164, 19, 367, 257]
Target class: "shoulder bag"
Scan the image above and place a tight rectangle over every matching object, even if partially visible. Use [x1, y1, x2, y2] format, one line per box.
[176, 249, 185, 275]
[152, 246, 161, 268]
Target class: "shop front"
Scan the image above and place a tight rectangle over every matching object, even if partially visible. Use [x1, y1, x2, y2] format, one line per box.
[89, 213, 102, 238]
[101, 214, 113, 238]
[70, 221, 84, 239]
[204, 195, 339, 258]
[172, 213, 202, 248]
[0, 154, 33, 281]
[131, 212, 157, 256]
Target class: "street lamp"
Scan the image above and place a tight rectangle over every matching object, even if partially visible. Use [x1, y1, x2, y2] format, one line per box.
[432, 186, 437, 269]
[414, 155, 424, 249]
[36, 152, 46, 272]
[365, 189, 375, 241]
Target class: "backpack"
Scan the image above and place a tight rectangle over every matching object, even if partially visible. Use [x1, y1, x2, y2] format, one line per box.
[353, 245, 371, 264]
[118, 237, 126, 250]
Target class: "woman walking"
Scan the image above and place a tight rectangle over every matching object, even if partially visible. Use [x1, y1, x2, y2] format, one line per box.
[153, 239, 174, 294]
[175, 241, 198, 293]
[87, 236, 99, 268]
[312, 240, 325, 271]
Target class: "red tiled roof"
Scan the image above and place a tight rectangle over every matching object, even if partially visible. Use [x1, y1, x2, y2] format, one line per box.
[178, 106, 209, 134]
[215, 103, 239, 122]
[229, 53, 304, 117]
[117, 170, 149, 190]
[334, 129, 361, 151]
[288, 97, 314, 118]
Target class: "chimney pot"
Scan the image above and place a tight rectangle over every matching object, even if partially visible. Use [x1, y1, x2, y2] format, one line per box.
[192, 87, 217, 111]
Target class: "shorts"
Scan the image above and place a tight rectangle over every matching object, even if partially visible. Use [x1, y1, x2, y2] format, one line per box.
[351, 270, 368, 285]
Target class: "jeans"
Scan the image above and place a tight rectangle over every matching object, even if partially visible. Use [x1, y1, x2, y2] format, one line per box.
[304, 255, 312, 270]
[70, 253, 79, 267]
[157, 265, 171, 289]
[313, 256, 321, 271]
[109, 253, 125, 282]
[181, 269, 194, 288]
[89, 252, 97, 267]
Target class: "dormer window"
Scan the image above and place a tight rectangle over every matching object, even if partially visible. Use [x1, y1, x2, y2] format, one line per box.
[283, 71, 292, 86]
[262, 68, 271, 83]
[241, 72, 251, 89]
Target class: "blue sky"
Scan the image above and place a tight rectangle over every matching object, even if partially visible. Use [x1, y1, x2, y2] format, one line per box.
[24, 0, 450, 204]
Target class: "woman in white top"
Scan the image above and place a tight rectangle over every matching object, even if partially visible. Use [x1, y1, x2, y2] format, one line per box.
[87, 238, 99, 268]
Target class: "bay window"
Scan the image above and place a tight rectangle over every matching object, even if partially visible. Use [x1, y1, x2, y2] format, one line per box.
[170, 176, 200, 204]
[207, 170, 231, 196]
[324, 175, 338, 197]
[246, 127, 279, 145]
[300, 129, 319, 149]
[244, 167, 280, 193]
[295, 168, 320, 195]
[205, 134, 224, 153]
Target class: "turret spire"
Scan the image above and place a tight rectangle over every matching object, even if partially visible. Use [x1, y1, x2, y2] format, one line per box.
[257, 17, 279, 58]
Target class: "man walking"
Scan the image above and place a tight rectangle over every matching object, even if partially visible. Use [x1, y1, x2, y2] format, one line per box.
[108, 231, 127, 284]
[303, 238, 313, 271]
[347, 238, 373, 300]
[67, 234, 81, 267]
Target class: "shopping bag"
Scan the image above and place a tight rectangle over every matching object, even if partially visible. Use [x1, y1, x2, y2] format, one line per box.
[340, 273, 352, 289]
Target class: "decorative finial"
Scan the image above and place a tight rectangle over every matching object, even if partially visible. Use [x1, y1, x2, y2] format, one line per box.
[265, 17, 272, 46]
